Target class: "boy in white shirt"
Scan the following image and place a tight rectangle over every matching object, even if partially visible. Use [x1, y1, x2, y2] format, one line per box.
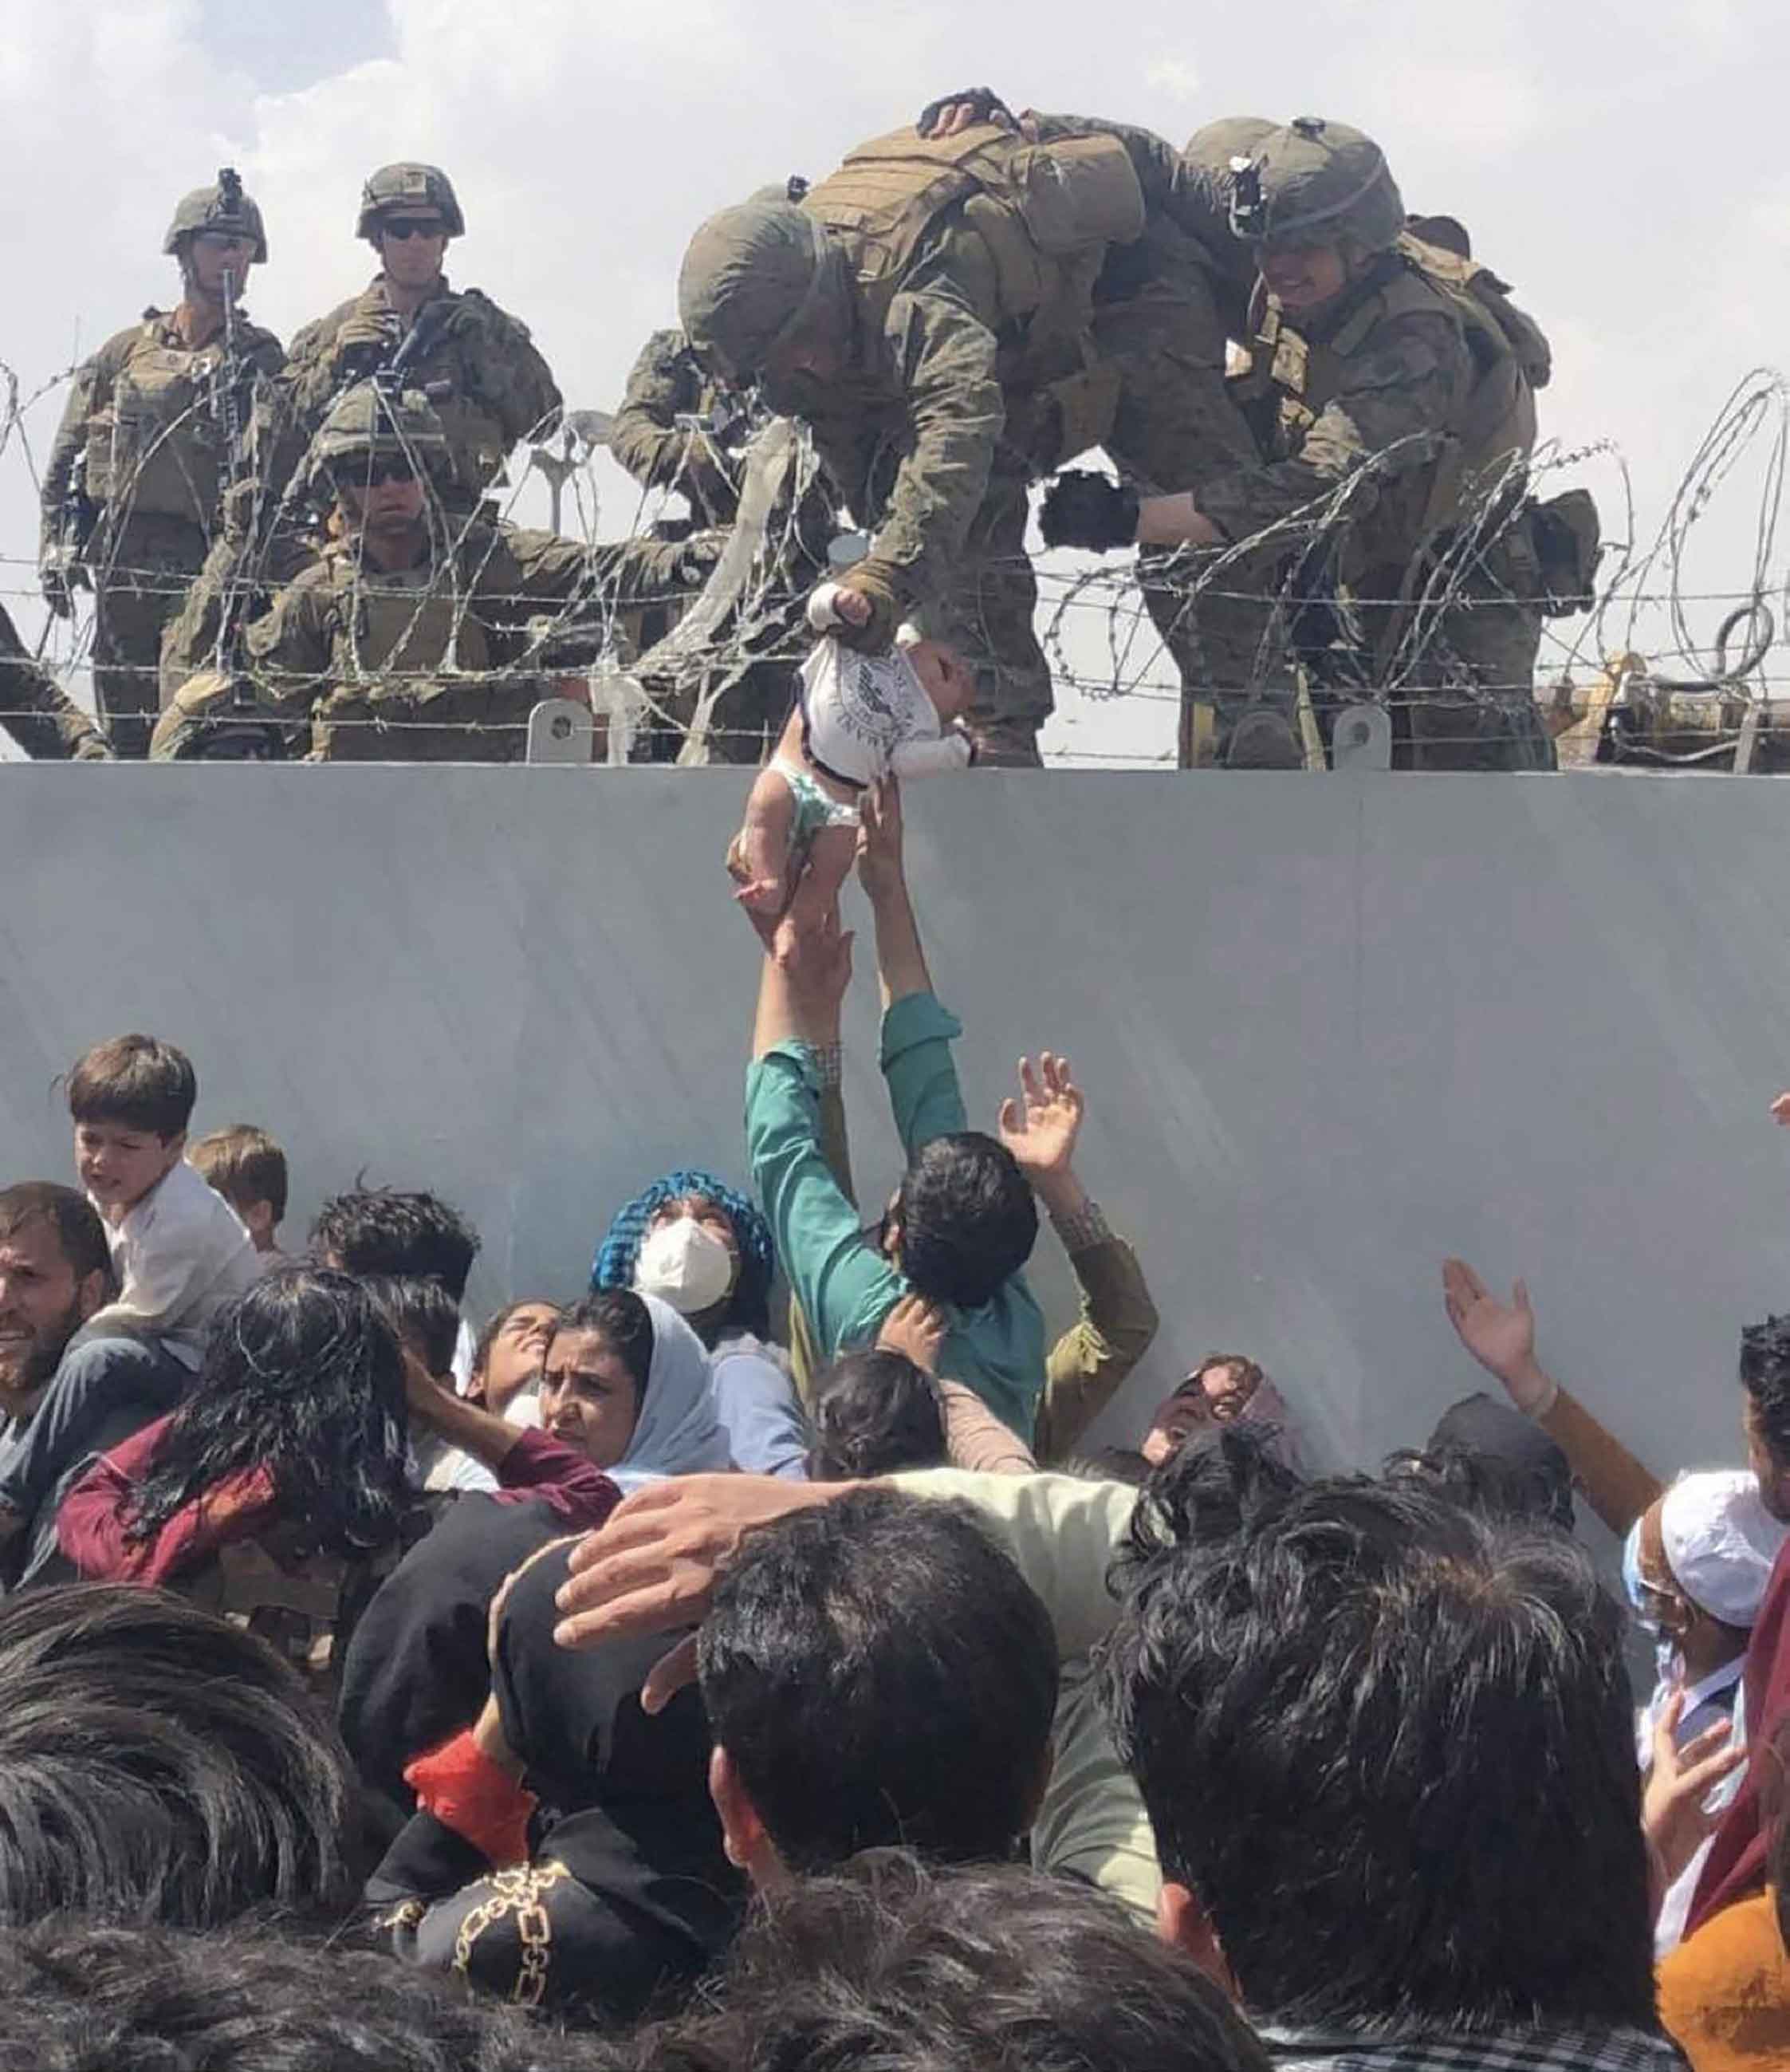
[727, 630, 974, 961]
[67, 1034, 263, 1370]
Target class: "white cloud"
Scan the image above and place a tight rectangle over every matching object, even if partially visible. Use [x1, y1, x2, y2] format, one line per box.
[1, 0, 1786, 767]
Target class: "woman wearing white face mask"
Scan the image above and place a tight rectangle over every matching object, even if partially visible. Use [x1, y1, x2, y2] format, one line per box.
[591, 1168, 808, 1479]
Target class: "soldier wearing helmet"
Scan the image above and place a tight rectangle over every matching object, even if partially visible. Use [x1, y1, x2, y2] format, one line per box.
[267, 163, 561, 523]
[36, 170, 283, 758]
[1042, 116, 1560, 771]
[677, 101, 1268, 768]
[194, 384, 718, 764]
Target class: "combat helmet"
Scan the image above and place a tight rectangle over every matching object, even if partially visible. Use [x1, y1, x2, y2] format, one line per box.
[677, 191, 835, 387]
[357, 163, 465, 241]
[1229, 116, 1405, 254]
[163, 167, 268, 263]
[311, 381, 451, 485]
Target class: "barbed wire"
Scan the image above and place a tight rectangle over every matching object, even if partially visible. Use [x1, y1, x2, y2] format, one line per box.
[2, 342, 1787, 762]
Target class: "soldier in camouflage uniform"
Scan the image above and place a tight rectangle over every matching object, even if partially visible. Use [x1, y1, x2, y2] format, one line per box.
[608, 323, 836, 763]
[1042, 116, 1558, 771]
[37, 173, 281, 758]
[155, 385, 714, 763]
[0, 604, 112, 761]
[164, 163, 565, 711]
[676, 111, 1263, 768]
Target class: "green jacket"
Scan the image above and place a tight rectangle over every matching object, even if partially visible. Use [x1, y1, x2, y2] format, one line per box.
[746, 989, 1047, 1437]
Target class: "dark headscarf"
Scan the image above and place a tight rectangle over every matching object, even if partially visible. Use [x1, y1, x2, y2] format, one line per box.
[1425, 1392, 1576, 1531]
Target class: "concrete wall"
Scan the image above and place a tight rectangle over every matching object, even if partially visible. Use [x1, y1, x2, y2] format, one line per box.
[6, 763, 1788, 1484]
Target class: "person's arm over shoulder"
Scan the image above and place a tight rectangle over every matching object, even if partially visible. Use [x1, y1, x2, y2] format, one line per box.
[57, 1414, 277, 1586]
[879, 990, 969, 1159]
[936, 1378, 1037, 1475]
[1037, 1207, 1160, 1463]
[887, 1465, 1136, 1658]
[747, 1041, 903, 1358]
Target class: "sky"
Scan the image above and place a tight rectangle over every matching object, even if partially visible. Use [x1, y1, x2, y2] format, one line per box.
[2, 0, 1787, 763]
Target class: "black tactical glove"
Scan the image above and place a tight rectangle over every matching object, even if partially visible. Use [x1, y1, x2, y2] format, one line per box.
[916, 87, 1017, 137]
[1039, 471, 1140, 553]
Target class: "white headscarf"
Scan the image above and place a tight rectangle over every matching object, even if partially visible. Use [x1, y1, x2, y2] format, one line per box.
[607, 1290, 734, 1492]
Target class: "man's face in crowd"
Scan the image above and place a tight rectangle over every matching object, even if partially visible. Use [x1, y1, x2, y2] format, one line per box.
[1141, 1361, 1261, 1468]
[74, 1121, 182, 1221]
[0, 1217, 94, 1406]
[1743, 1395, 1790, 1522]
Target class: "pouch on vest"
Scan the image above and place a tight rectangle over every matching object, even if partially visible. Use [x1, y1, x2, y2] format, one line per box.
[1528, 486, 1600, 617]
[1401, 234, 1552, 391]
[1009, 135, 1146, 255]
[104, 344, 223, 525]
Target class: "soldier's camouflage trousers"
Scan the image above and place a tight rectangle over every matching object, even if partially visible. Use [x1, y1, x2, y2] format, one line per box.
[1092, 238, 1295, 768]
[1355, 523, 1556, 773]
[89, 513, 208, 758]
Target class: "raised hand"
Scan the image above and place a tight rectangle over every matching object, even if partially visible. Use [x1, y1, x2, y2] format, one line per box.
[1642, 1688, 1746, 1888]
[877, 1291, 950, 1374]
[1441, 1258, 1548, 1411]
[998, 1052, 1084, 1180]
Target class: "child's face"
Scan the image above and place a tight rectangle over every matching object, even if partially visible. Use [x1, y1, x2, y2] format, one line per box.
[904, 638, 974, 723]
[75, 1121, 183, 1218]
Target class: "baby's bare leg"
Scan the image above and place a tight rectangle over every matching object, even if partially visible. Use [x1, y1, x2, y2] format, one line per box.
[775, 821, 859, 967]
[730, 766, 798, 920]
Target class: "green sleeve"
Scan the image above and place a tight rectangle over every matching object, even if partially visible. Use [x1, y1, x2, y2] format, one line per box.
[879, 991, 968, 1160]
[746, 1044, 903, 1358]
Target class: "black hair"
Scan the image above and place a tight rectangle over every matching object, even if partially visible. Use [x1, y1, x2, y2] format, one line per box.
[895, 1132, 1037, 1311]
[698, 1488, 1057, 1873]
[1741, 1314, 1790, 1479]
[471, 1297, 561, 1390]
[65, 1033, 196, 1138]
[360, 1272, 460, 1380]
[1106, 1428, 1655, 2032]
[309, 1184, 480, 1301]
[0, 1181, 112, 1286]
[127, 1267, 412, 1561]
[550, 1292, 655, 1407]
[0, 1585, 354, 1928]
[807, 1349, 946, 1480]
[0, 1917, 624, 2070]
[640, 1850, 1270, 2072]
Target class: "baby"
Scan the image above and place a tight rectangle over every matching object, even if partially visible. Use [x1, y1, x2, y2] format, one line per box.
[729, 624, 975, 957]
[68, 1034, 264, 1369]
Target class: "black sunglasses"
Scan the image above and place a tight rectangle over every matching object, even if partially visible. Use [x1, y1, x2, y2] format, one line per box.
[381, 219, 446, 241]
[330, 457, 416, 490]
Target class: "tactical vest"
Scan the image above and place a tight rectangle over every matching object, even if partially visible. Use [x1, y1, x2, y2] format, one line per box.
[1252, 247, 1542, 571]
[85, 320, 233, 527]
[801, 122, 1147, 386]
[309, 544, 539, 762]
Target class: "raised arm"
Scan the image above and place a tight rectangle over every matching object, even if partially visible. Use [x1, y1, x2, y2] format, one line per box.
[1441, 1259, 1664, 1534]
[857, 780, 932, 1010]
[999, 1054, 1160, 1460]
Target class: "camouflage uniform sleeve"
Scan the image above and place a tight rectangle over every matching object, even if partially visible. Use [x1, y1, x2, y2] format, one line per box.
[38, 335, 124, 553]
[863, 278, 1005, 606]
[242, 568, 337, 708]
[458, 292, 562, 447]
[1194, 311, 1465, 543]
[608, 329, 703, 488]
[495, 526, 718, 621]
[0, 606, 108, 759]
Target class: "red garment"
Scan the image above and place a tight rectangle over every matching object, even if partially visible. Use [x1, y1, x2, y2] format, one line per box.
[57, 1420, 618, 1588]
[1689, 1532, 1790, 1933]
[404, 1727, 537, 1868]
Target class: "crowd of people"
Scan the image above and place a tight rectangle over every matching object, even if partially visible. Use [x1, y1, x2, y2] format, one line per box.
[2, 86, 1599, 778]
[2, 767, 1788, 2071]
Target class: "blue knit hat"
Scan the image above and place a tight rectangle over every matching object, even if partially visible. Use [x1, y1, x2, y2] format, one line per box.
[591, 1168, 775, 1340]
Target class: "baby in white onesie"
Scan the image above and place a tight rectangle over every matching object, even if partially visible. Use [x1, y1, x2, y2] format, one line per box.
[727, 621, 975, 959]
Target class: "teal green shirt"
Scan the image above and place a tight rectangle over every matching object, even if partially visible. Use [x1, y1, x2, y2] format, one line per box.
[745, 991, 1046, 1436]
